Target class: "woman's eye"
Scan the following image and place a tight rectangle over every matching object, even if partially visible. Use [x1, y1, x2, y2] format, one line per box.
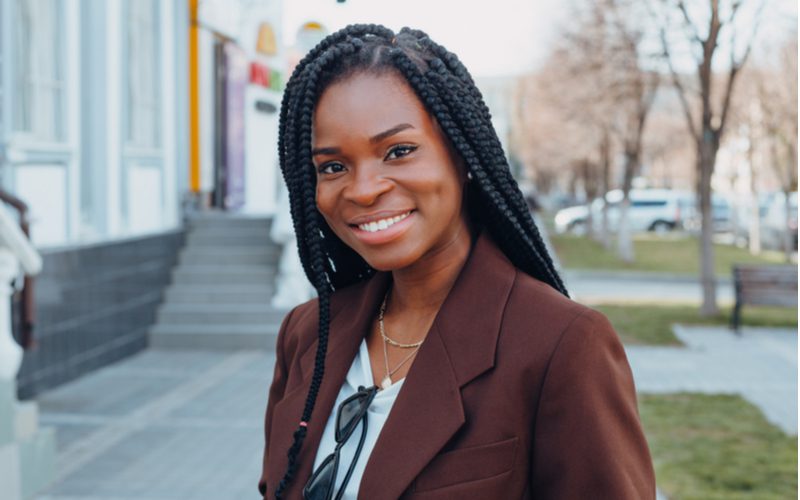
[318, 162, 346, 175]
[385, 144, 418, 161]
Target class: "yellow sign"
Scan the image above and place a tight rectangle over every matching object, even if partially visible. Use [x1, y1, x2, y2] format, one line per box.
[256, 22, 277, 56]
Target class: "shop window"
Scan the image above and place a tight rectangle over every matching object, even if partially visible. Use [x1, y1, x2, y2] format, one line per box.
[12, 0, 64, 142]
[125, 0, 160, 149]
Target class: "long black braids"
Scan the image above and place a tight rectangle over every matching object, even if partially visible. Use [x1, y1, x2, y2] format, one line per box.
[271, 24, 567, 498]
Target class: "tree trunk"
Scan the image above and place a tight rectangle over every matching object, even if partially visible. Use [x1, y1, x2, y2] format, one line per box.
[617, 197, 634, 262]
[748, 192, 762, 254]
[617, 151, 636, 263]
[748, 143, 761, 254]
[698, 138, 719, 316]
[601, 132, 612, 249]
[783, 189, 794, 262]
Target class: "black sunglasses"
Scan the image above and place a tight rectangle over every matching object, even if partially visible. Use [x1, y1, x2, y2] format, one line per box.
[303, 385, 378, 500]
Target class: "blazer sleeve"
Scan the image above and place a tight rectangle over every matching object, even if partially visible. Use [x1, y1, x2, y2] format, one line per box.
[258, 307, 296, 498]
[530, 308, 656, 499]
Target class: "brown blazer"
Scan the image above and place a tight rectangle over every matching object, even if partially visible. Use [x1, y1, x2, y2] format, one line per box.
[259, 232, 655, 499]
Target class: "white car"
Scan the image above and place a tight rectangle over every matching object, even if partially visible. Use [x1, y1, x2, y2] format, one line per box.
[554, 189, 690, 235]
[732, 192, 797, 250]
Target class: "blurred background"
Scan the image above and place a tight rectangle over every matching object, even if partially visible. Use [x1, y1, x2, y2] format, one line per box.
[0, 0, 796, 499]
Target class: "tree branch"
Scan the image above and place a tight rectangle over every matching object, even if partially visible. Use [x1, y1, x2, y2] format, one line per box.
[719, 0, 764, 135]
[677, 0, 704, 44]
[660, 28, 699, 141]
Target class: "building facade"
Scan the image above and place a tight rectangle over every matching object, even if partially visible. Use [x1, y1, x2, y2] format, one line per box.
[0, 0, 190, 397]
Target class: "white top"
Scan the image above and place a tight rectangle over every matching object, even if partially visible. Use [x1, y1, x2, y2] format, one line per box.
[311, 339, 405, 499]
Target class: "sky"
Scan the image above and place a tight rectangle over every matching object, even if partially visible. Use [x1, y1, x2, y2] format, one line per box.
[283, 0, 797, 78]
[282, 0, 568, 77]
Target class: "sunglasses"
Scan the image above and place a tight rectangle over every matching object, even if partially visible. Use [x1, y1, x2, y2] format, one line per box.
[303, 385, 379, 500]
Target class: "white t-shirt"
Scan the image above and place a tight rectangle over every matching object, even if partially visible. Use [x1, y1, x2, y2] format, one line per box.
[310, 338, 405, 499]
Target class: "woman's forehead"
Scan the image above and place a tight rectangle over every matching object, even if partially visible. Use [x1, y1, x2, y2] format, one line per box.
[312, 72, 435, 144]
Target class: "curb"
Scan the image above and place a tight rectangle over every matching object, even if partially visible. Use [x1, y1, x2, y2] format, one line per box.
[563, 269, 734, 285]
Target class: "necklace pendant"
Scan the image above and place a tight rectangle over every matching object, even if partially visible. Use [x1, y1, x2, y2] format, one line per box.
[381, 375, 393, 390]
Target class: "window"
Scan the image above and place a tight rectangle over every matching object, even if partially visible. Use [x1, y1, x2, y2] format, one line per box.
[125, 0, 160, 149]
[632, 200, 668, 208]
[12, 0, 64, 141]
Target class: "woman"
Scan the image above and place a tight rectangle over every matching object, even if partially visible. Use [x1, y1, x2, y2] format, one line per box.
[259, 24, 655, 499]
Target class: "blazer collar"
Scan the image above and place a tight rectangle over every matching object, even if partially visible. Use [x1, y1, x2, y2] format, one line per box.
[276, 230, 517, 498]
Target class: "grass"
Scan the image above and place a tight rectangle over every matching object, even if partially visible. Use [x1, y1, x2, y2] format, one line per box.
[639, 393, 797, 500]
[550, 233, 791, 276]
[595, 303, 799, 346]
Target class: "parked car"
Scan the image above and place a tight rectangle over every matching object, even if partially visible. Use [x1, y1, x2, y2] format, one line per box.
[763, 192, 798, 251]
[680, 194, 733, 234]
[553, 189, 690, 235]
[731, 192, 797, 251]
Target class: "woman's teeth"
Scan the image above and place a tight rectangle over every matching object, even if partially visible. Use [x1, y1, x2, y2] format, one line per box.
[357, 212, 411, 233]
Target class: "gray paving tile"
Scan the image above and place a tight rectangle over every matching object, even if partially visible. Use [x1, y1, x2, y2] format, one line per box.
[35, 348, 274, 499]
[627, 325, 797, 434]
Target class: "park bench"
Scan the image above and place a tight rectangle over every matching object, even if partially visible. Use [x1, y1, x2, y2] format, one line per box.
[731, 264, 798, 333]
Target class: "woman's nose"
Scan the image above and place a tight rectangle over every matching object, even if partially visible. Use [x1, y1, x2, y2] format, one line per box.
[342, 165, 391, 206]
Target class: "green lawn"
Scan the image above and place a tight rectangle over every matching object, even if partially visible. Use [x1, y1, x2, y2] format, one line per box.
[595, 303, 798, 346]
[551, 233, 791, 276]
[639, 393, 797, 500]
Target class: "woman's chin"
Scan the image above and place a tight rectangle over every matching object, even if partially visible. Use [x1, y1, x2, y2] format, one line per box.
[359, 248, 421, 273]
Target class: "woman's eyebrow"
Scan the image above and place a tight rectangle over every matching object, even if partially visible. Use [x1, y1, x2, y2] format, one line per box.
[311, 146, 340, 156]
[369, 123, 414, 143]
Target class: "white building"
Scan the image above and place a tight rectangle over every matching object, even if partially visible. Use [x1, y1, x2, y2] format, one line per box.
[0, 0, 190, 248]
[1, 0, 290, 403]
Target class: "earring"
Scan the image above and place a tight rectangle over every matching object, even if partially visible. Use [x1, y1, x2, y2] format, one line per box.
[467, 172, 473, 181]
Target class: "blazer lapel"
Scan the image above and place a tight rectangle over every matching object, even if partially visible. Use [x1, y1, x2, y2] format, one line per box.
[358, 232, 517, 498]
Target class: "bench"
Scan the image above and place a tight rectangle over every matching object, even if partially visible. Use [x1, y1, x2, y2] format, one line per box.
[731, 264, 798, 332]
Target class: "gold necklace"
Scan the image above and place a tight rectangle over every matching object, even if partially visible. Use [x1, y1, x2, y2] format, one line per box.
[380, 335, 419, 390]
[378, 289, 424, 389]
[378, 290, 424, 348]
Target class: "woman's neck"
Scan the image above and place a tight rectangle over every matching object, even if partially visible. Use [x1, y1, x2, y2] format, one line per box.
[388, 226, 474, 315]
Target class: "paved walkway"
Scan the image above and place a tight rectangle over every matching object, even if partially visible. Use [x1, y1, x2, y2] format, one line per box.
[35, 350, 275, 499]
[626, 325, 797, 434]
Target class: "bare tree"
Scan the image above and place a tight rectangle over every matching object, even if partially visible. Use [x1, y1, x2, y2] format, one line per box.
[759, 35, 798, 260]
[556, 0, 660, 260]
[655, 0, 763, 315]
[512, 46, 612, 241]
[604, 0, 660, 262]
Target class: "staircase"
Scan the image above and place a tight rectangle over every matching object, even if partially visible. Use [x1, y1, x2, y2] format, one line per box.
[149, 213, 289, 350]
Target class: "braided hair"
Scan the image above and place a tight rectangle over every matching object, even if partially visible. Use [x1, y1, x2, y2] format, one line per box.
[272, 24, 567, 498]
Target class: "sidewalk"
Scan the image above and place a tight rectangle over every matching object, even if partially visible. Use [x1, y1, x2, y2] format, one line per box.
[565, 270, 735, 304]
[35, 350, 274, 499]
[626, 325, 797, 434]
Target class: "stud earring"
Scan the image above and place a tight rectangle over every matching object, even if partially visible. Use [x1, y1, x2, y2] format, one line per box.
[467, 172, 473, 181]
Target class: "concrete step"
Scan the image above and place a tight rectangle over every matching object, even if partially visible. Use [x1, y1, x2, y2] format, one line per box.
[178, 250, 280, 266]
[163, 284, 275, 304]
[187, 212, 272, 227]
[157, 303, 289, 325]
[186, 233, 274, 246]
[149, 323, 280, 350]
[171, 267, 276, 285]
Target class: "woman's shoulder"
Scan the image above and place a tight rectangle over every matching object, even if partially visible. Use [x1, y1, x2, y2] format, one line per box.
[504, 269, 617, 347]
[275, 277, 375, 355]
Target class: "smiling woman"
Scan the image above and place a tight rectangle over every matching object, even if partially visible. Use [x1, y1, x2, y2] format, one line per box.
[259, 24, 655, 500]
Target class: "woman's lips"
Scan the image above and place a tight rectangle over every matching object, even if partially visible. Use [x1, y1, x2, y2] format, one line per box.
[348, 211, 415, 245]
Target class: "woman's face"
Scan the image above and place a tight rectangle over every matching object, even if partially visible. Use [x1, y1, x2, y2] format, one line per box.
[312, 71, 470, 272]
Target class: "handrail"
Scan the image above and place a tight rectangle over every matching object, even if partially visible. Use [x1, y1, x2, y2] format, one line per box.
[0, 189, 36, 349]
